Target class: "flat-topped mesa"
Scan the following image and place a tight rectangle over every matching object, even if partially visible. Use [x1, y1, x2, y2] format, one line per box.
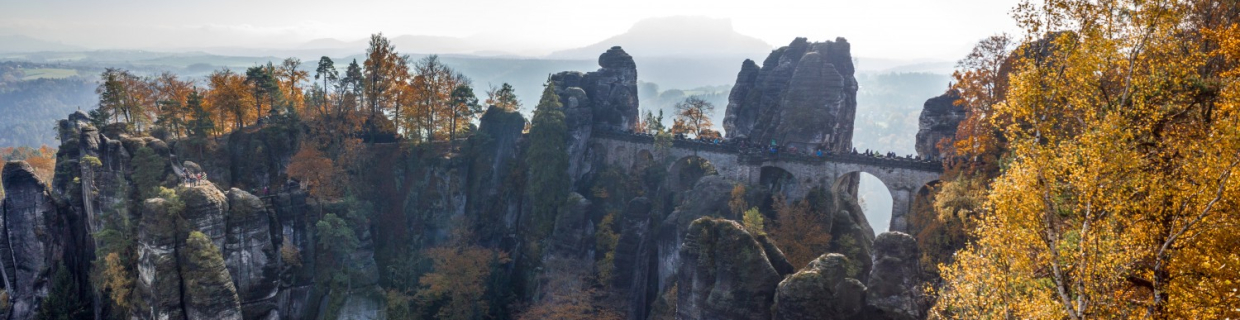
[724, 37, 858, 153]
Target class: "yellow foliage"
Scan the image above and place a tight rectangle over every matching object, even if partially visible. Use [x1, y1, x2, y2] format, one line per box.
[102, 252, 135, 313]
[933, 1, 1240, 318]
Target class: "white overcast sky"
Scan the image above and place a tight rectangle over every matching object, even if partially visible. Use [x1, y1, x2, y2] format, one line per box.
[0, 0, 1024, 60]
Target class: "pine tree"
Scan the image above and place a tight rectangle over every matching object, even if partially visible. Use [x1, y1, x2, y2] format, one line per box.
[449, 84, 479, 141]
[315, 56, 338, 116]
[36, 265, 90, 320]
[525, 80, 569, 239]
[130, 146, 165, 199]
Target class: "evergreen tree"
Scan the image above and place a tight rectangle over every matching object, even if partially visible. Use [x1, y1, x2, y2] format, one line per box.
[342, 60, 364, 112]
[525, 80, 569, 239]
[36, 265, 90, 320]
[449, 84, 479, 141]
[315, 56, 338, 116]
[245, 63, 282, 119]
[130, 146, 165, 199]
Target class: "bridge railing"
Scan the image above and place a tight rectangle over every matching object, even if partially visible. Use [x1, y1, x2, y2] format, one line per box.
[592, 129, 944, 172]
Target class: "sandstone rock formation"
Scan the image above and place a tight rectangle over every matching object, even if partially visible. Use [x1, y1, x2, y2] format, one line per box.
[550, 46, 640, 185]
[915, 91, 965, 158]
[181, 185, 229, 250]
[866, 232, 922, 320]
[0, 161, 58, 320]
[676, 218, 789, 320]
[657, 175, 735, 291]
[224, 189, 281, 319]
[549, 193, 593, 257]
[181, 231, 243, 320]
[724, 37, 858, 153]
[773, 253, 866, 320]
[136, 198, 187, 320]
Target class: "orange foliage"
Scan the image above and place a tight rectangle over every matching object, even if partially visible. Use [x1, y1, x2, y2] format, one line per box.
[768, 196, 832, 269]
[285, 143, 337, 199]
[417, 237, 510, 320]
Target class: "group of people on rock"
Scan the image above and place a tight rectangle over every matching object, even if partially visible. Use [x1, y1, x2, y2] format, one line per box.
[183, 172, 207, 185]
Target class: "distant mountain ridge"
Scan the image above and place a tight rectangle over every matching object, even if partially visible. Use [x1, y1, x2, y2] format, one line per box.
[548, 16, 773, 59]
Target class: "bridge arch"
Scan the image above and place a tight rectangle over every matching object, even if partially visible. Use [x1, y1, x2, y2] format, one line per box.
[668, 155, 717, 191]
[633, 149, 654, 172]
[832, 171, 897, 233]
[759, 166, 798, 198]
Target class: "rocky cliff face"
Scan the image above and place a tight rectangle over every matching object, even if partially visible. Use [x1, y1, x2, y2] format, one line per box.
[0, 162, 60, 320]
[551, 46, 640, 186]
[676, 218, 790, 320]
[865, 232, 923, 320]
[724, 37, 858, 152]
[8, 111, 304, 320]
[224, 189, 281, 319]
[137, 198, 187, 320]
[915, 91, 965, 158]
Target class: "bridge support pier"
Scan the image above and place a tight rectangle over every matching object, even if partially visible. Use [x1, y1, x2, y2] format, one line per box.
[889, 188, 913, 233]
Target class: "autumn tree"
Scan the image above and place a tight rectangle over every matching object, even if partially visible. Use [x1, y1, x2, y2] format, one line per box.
[417, 226, 510, 320]
[768, 196, 831, 268]
[362, 33, 402, 118]
[277, 58, 309, 116]
[286, 142, 338, 199]
[409, 55, 468, 142]
[22, 145, 55, 183]
[946, 34, 1015, 177]
[206, 68, 252, 129]
[152, 72, 194, 137]
[673, 96, 714, 138]
[933, 0, 1240, 318]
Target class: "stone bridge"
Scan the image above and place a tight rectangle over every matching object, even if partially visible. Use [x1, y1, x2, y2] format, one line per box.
[590, 130, 943, 232]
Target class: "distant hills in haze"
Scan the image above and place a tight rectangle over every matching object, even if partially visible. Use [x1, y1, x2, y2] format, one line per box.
[0, 16, 955, 101]
[0, 35, 86, 53]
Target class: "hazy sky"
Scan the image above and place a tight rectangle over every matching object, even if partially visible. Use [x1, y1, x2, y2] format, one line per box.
[0, 0, 1023, 60]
